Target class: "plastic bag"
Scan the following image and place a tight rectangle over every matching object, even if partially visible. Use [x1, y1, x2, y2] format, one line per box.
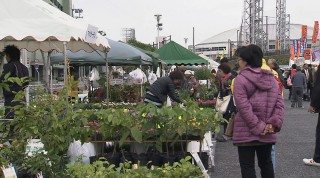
[89, 67, 100, 81]
[67, 140, 96, 164]
[129, 68, 147, 84]
[148, 72, 157, 84]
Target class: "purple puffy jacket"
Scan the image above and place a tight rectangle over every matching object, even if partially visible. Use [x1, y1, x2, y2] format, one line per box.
[233, 66, 285, 144]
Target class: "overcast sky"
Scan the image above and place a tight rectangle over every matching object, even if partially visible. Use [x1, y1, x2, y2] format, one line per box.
[73, 0, 319, 46]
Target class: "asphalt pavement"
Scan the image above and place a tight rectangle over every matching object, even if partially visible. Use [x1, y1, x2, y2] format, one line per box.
[211, 91, 320, 178]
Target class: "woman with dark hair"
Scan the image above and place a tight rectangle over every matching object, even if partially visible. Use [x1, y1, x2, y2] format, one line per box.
[216, 63, 236, 142]
[233, 44, 285, 178]
[303, 66, 320, 166]
[144, 70, 184, 107]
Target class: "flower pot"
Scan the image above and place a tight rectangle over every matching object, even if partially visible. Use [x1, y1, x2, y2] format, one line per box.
[148, 152, 162, 168]
[120, 152, 133, 164]
[199, 152, 209, 170]
[175, 151, 191, 163]
[89, 155, 99, 164]
[161, 153, 176, 166]
[104, 152, 121, 167]
[132, 153, 149, 166]
[181, 134, 201, 141]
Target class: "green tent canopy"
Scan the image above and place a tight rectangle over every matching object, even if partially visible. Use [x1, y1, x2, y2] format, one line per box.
[155, 41, 208, 65]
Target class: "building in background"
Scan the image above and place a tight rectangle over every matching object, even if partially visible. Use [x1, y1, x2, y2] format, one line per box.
[122, 28, 136, 42]
[43, 0, 72, 15]
[195, 24, 313, 60]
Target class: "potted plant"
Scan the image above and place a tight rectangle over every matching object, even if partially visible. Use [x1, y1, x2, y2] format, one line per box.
[194, 67, 211, 80]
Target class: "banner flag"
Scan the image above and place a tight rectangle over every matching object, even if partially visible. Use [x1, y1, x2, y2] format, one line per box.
[313, 49, 320, 62]
[301, 25, 308, 47]
[290, 45, 294, 60]
[312, 21, 319, 44]
[297, 41, 301, 57]
[293, 40, 298, 55]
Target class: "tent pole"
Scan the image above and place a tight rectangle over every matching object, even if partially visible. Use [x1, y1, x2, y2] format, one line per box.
[140, 65, 143, 99]
[63, 42, 68, 86]
[22, 49, 29, 106]
[50, 65, 53, 95]
[48, 51, 53, 95]
[105, 50, 109, 107]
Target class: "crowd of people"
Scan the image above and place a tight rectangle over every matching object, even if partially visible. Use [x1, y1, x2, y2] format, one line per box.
[143, 44, 319, 178]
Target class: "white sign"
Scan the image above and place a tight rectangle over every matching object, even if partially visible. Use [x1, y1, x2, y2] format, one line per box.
[85, 24, 98, 44]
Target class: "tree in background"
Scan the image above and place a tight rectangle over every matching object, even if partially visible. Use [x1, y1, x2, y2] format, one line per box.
[127, 39, 156, 52]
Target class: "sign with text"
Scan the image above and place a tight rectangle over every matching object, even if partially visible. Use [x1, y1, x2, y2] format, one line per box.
[85, 24, 98, 44]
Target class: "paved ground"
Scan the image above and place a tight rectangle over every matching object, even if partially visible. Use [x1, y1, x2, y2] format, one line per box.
[211, 91, 320, 178]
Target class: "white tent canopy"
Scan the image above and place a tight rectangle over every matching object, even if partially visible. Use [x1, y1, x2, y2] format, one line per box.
[198, 54, 219, 70]
[0, 0, 110, 52]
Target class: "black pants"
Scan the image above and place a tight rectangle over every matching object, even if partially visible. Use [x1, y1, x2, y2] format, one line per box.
[314, 113, 320, 163]
[4, 95, 16, 119]
[291, 87, 303, 107]
[238, 144, 274, 178]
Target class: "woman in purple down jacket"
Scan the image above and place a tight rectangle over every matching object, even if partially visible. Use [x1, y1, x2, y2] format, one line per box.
[233, 45, 285, 178]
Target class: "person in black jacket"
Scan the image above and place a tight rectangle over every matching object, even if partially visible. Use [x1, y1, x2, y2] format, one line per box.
[1, 45, 29, 119]
[144, 70, 184, 107]
[303, 66, 320, 166]
[267, 58, 285, 86]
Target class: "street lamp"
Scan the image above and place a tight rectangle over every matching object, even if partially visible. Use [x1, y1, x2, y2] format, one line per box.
[184, 38, 188, 48]
[237, 30, 240, 48]
[72, 8, 83, 19]
[154, 14, 162, 49]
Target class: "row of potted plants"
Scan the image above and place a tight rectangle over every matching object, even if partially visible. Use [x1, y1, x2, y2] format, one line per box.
[0, 85, 224, 177]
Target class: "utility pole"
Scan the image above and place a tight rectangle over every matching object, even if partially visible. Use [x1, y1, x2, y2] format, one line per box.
[192, 27, 195, 52]
[154, 14, 162, 49]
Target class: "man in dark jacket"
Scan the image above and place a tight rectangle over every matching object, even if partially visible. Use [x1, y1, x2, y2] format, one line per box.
[1, 45, 29, 119]
[302, 63, 312, 101]
[291, 66, 307, 108]
[144, 70, 184, 107]
[303, 66, 320, 166]
[267, 58, 285, 86]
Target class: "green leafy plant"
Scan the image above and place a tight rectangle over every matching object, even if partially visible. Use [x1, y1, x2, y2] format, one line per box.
[2, 87, 95, 177]
[66, 156, 203, 178]
[194, 68, 211, 80]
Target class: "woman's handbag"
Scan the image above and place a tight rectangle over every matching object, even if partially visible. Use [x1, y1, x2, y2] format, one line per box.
[287, 76, 292, 87]
[215, 93, 231, 114]
[224, 112, 236, 137]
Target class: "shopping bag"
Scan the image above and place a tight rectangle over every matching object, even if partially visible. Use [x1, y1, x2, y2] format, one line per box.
[225, 112, 236, 137]
[215, 93, 231, 114]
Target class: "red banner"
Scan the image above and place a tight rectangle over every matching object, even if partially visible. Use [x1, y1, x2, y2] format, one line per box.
[296, 41, 301, 57]
[301, 25, 308, 47]
[290, 45, 294, 60]
[312, 21, 319, 44]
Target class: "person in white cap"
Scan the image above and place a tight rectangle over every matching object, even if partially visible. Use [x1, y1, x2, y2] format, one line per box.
[184, 70, 200, 94]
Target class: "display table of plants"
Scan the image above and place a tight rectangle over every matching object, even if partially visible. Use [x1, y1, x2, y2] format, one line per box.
[0, 88, 225, 177]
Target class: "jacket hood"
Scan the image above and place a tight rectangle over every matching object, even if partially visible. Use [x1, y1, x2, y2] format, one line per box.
[239, 66, 275, 91]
